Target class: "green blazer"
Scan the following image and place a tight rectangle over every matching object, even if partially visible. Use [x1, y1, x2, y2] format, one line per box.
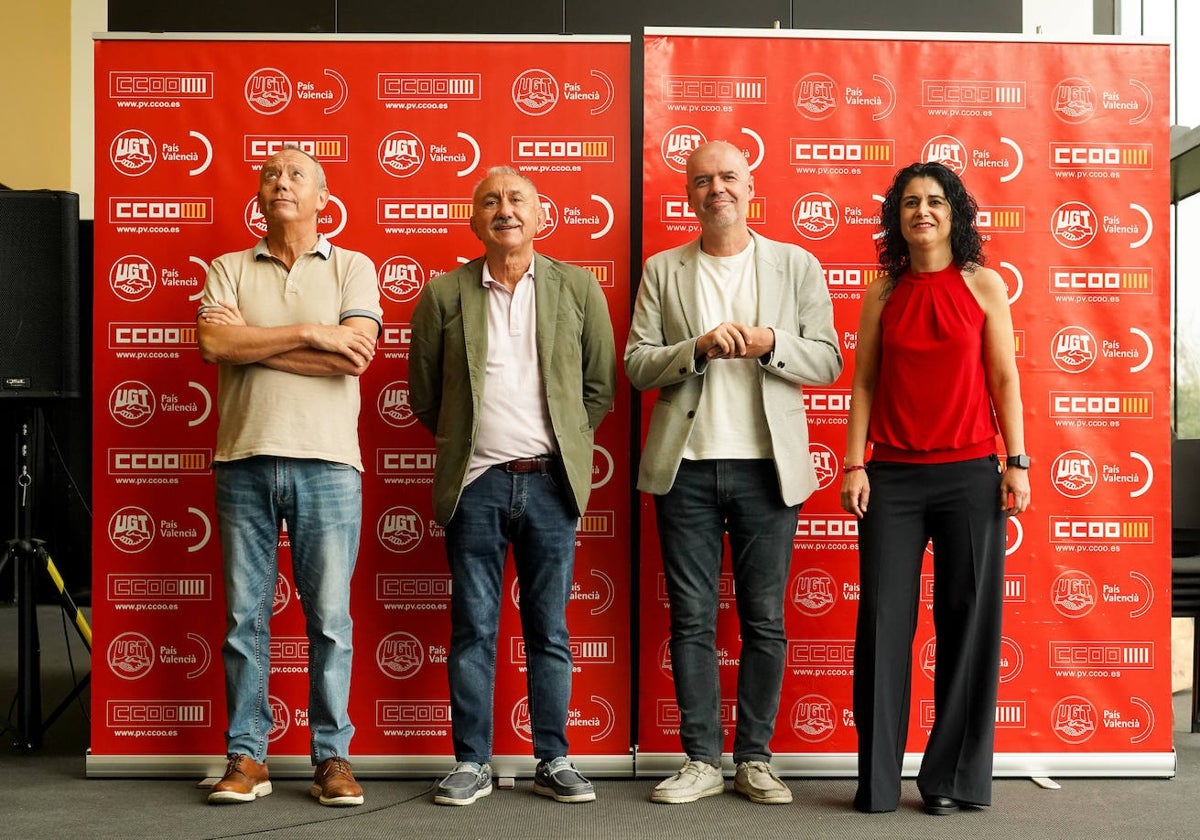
[408, 253, 617, 525]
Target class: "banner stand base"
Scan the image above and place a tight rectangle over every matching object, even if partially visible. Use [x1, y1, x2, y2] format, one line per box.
[84, 749, 1174, 780]
[85, 751, 635, 780]
[633, 750, 1177, 779]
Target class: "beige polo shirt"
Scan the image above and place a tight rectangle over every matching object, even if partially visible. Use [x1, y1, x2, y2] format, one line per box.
[199, 236, 382, 471]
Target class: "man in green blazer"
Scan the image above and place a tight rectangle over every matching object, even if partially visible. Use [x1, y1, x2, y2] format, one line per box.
[408, 166, 616, 807]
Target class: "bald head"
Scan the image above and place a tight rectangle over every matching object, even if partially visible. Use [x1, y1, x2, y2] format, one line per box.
[685, 140, 749, 183]
[685, 141, 755, 244]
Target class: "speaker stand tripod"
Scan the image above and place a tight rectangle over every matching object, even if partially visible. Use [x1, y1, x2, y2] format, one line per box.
[2, 406, 92, 752]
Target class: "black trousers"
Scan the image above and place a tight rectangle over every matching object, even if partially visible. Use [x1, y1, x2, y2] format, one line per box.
[852, 456, 1006, 812]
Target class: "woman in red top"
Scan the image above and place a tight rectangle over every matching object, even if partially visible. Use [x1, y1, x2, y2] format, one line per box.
[841, 162, 1030, 816]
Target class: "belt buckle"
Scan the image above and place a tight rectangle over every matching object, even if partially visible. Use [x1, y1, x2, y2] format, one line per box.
[508, 456, 548, 473]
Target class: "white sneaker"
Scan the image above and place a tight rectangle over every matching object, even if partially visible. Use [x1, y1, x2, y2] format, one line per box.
[734, 760, 792, 804]
[650, 759, 724, 804]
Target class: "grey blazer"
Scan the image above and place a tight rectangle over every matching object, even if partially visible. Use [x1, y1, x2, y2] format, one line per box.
[624, 232, 844, 506]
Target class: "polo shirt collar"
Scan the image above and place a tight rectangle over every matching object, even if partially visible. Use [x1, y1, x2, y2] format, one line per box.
[253, 233, 333, 261]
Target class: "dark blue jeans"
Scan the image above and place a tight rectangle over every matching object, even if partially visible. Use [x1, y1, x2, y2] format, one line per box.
[444, 465, 579, 763]
[655, 458, 800, 766]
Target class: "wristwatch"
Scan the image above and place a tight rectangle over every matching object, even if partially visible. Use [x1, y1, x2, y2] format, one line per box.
[1007, 454, 1031, 469]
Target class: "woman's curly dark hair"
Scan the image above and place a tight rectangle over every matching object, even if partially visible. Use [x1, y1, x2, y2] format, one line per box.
[877, 161, 984, 286]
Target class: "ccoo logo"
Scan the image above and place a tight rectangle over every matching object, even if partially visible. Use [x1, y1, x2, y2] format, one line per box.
[110, 129, 156, 176]
[245, 68, 292, 115]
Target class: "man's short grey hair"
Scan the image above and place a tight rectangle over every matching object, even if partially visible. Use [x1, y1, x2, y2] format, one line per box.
[473, 165, 537, 198]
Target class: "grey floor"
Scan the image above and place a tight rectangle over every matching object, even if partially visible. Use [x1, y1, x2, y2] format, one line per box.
[2, 603, 1198, 839]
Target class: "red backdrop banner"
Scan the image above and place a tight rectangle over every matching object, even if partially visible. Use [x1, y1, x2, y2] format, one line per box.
[90, 28, 1174, 780]
[91, 35, 631, 777]
[638, 29, 1173, 777]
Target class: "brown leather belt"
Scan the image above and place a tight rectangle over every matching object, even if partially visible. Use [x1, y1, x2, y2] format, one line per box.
[500, 456, 555, 474]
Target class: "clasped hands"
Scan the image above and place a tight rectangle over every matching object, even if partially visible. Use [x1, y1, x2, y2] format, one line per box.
[695, 322, 774, 362]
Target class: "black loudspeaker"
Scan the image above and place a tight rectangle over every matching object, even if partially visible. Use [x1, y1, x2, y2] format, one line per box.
[0, 190, 81, 399]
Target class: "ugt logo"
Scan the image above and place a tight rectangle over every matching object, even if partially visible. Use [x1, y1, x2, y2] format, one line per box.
[793, 74, 837, 119]
[245, 68, 292, 115]
[111, 130, 156, 176]
[377, 632, 424, 680]
[1053, 77, 1096, 124]
[1051, 450, 1098, 499]
[660, 126, 706, 173]
[1051, 201, 1098, 249]
[921, 135, 967, 175]
[512, 69, 558, 116]
[378, 131, 425, 177]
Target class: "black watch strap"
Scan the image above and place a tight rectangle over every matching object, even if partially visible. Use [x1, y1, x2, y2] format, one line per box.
[1007, 454, 1031, 469]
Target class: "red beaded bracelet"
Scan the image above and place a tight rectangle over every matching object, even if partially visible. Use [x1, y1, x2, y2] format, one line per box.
[843, 464, 866, 472]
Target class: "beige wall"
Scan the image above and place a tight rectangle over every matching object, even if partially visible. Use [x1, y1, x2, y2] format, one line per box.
[1, 2, 72, 190]
[71, 0, 106, 218]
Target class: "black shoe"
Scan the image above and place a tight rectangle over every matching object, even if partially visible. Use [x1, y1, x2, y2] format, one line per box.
[533, 757, 596, 803]
[923, 794, 960, 815]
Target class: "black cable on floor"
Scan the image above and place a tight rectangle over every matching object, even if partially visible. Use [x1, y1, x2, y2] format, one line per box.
[200, 781, 438, 839]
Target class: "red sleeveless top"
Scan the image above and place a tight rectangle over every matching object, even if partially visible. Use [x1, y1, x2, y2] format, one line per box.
[868, 263, 998, 463]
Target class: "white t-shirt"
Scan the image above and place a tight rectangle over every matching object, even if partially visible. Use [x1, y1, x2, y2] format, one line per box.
[682, 238, 773, 461]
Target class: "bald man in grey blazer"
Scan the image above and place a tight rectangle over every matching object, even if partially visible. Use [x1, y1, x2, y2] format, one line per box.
[626, 141, 842, 805]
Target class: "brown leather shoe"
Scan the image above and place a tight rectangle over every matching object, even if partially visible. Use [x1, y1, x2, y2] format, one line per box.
[208, 753, 272, 804]
[310, 756, 364, 806]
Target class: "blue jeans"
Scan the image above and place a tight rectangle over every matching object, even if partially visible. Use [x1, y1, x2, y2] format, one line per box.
[215, 456, 361, 764]
[655, 459, 800, 766]
[444, 465, 579, 763]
